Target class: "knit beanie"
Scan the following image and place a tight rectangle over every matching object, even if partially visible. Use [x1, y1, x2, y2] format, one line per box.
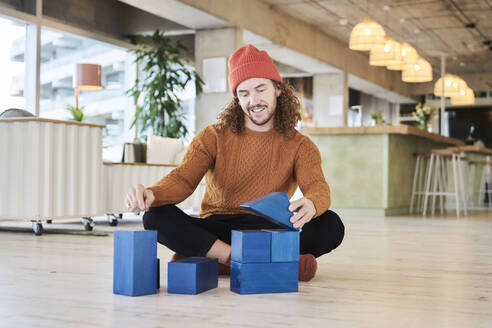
[228, 44, 282, 96]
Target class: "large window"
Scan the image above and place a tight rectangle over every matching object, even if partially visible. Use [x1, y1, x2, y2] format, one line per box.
[0, 16, 26, 111]
[37, 28, 133, 161]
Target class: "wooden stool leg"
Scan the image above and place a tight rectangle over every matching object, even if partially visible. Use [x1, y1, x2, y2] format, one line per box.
[431, 155, 440, 216]
[457, 157, 468, 215]
[410, 155, 421, 214]
[452, 154, 460, 216]
[423, 154, 435, 216]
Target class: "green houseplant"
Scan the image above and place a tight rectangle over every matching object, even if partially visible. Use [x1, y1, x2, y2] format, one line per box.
[67, 105, 84, 122]
[127, 30, 204, 139]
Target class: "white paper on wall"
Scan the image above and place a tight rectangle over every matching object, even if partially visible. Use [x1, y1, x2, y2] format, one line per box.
[203, 57, 227, 93]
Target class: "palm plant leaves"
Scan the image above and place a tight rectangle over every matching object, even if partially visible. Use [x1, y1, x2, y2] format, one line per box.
[127, 30, 203, 139]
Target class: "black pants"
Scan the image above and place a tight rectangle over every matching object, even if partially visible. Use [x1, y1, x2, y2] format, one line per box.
[142, 205, 345, 258]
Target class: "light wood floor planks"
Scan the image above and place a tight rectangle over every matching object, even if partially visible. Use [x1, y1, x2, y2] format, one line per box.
[1, 211, 491, 328]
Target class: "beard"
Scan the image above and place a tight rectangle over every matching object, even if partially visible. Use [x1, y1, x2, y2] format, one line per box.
[246, 105, 275, 126]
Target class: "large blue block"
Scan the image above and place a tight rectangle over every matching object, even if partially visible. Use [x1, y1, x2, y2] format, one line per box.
[113, 230, 158, 297]
[263, 229, 300, 262]
[230, 261, 298, 294]
[231, 230, 271, 263]
[167, 257, 218, 294]
[240, 192, 297, 230]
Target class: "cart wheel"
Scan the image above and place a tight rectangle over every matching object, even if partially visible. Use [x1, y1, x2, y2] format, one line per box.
[106, 213, 118, 226]
[32, 221, 44, 236]
[81, 217, 95, 231]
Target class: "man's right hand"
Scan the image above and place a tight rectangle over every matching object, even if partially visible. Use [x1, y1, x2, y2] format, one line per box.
[126, 184, 155, 213]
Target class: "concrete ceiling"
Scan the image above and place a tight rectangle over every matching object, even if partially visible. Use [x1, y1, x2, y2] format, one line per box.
[119, 0, 492, 100]
[262, 0, 492, 76]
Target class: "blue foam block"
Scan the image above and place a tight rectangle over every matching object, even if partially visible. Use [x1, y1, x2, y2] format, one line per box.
[167, 257, 218, 294]
[231, 230, 271, 263]
[263, 229, 300, 262]
[240, 192, 297, 230]
[113, 230, 158, 297]
[230, 261, 298, 294]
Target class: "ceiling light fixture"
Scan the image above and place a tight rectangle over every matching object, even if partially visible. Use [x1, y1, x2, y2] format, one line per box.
[349, 17, 386, 51]
[402, 57, 433, 83]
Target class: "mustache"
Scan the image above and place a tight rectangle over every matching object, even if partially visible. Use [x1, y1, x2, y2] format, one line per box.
[248, 105, 266, 111]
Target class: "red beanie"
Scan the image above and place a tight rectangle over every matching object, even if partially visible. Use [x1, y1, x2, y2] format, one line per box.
[228, 44, 282, 96]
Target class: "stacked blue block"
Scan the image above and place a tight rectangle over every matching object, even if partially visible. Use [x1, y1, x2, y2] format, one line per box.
[263, 229, 300, 262]
[231, 230, 271, 263]
[240, 192, 297, 230]
[230, 229, 299, 295]
[113, 230, 158, 297]
[167, 257, 218, 294]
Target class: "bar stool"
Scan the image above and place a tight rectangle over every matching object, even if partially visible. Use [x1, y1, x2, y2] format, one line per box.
[409, 152, 431, 214]
[422, 147, 468, 216]
[476, 157, 492, 208]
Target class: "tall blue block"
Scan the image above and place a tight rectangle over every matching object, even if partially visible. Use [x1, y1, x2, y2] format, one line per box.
[231, 230, 271, 263]
[230, 261, 298, 294]
[167, 257, 218, 294]
[113, 230, 158, 297]
[240, 192, 297, 230]
[263, 229, 300, 262]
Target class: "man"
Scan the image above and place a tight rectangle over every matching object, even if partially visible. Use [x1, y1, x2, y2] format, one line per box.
[126, 44, 344, 281]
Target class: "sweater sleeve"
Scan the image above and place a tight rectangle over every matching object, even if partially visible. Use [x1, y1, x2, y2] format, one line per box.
[294, 137, 331, 217]
[147, 126, 217, 207]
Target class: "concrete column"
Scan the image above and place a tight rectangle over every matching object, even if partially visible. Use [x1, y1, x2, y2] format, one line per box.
[194, 27, 242, 133]
[312, 72, 348, 127]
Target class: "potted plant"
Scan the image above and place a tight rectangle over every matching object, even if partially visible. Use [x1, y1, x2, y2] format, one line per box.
[67, 104, 84, 122]
[127, 30, 204, 139]
[412, 103, 438, 132]
[370, 110, 383, 125]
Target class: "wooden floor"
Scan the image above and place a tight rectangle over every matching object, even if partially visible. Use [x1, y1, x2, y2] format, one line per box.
[1, 211, 492, 328]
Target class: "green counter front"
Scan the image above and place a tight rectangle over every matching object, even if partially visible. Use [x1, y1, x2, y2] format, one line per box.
[306, 125, 465, 216]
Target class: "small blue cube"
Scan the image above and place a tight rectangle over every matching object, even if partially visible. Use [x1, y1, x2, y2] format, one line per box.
[263, 229, 300, 262]
[113, 230, 158, 297]
[167, 257, 218, 294]
[231, 230, 271, 263]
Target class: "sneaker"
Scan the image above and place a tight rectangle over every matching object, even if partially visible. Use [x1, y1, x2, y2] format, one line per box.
[298, 254, 317, 281]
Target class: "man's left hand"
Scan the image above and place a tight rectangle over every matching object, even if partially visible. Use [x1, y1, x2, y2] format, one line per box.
[288, 197, 316, 231]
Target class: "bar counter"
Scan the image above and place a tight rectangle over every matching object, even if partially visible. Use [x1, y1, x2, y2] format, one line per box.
[304, 125, 465, 216]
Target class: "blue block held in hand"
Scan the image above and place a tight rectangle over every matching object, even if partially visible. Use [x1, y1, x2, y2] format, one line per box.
[240, 192, 297, 230]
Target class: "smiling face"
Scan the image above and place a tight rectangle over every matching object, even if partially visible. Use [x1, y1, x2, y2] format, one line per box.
[236, 78, 281, 131]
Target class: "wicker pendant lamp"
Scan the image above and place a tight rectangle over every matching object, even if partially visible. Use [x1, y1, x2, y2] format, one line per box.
[434, 74, 466, 97]
[369, 36, 402, 66]
[402, 57, 432, 82]
[451, 87, 475, 105]
[349, 17, 386, 51]
[387, 42, 418, 70]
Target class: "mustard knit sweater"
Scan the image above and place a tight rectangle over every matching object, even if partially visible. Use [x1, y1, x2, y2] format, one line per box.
[147, 125, 331, 218]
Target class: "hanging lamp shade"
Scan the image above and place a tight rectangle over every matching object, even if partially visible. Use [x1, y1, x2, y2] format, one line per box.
[451, 87, 475, 105]
[434, 74, 466, 97]
[349, 17, 386, 51]
[402, 57, 432, 83]
[74, 63, 103, 90]
[387, 42, 419, 70]
[369, 36, 402, 66]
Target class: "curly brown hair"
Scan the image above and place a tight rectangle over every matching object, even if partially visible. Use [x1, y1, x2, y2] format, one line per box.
[216, 81, 302, 138]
